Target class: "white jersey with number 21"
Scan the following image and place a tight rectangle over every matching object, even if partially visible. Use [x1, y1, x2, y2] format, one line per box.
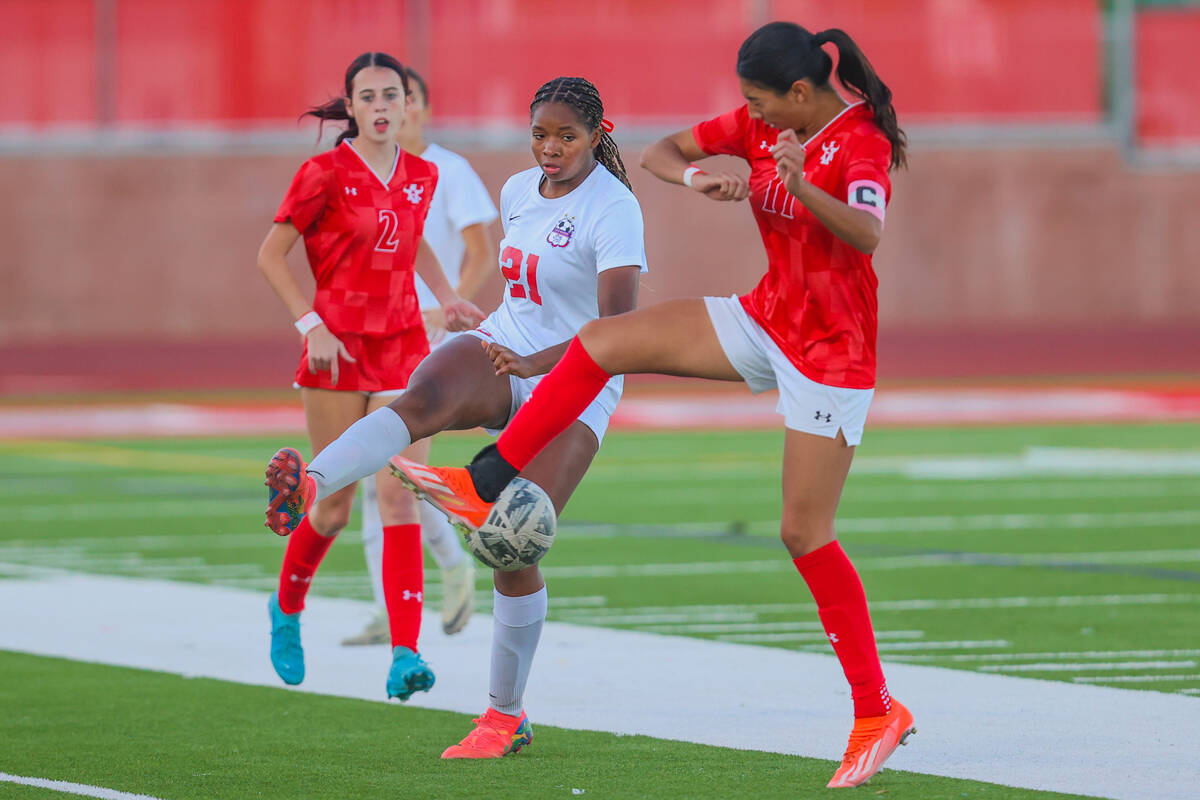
[478, 164, 647, 358]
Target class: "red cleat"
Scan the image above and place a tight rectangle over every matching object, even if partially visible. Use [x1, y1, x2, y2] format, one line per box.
[442, 708, 532, 759]
[827, 700, 916, 788]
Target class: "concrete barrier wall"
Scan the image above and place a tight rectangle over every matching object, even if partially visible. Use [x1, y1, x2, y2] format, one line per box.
[3, 145, 1196, 349]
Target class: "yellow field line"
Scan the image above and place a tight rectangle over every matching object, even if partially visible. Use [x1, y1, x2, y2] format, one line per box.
[0, 440, 262, 475]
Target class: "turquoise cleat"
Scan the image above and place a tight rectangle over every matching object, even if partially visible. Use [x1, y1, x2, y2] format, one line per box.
[264, 447, 315, 536]
[268, 592, 305, 685]
[387, 646, 435, 701]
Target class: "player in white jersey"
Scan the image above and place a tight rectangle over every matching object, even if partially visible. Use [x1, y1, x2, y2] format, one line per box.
[344, 67, 498, 645]
[262, 77, 645, 755]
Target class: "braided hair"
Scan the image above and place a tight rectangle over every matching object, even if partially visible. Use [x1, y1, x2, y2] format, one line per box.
[530, 77, 631, 191]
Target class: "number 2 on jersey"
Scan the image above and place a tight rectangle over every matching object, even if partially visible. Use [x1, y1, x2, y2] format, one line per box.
[375, 209, 400, 253]
[500, 246, 542, 305]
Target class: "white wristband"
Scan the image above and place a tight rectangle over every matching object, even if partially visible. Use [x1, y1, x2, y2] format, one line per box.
[682, 166, 704, 188]
[294, 311, 323, 335]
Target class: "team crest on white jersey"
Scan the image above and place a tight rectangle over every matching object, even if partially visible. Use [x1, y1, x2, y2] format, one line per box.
[820, 141, 840, 166]
[546, 214, 575, 248]
[403, 183, 424, 204]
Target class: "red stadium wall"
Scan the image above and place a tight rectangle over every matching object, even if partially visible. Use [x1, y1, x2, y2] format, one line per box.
[0, 0, 1104, 128]
[1136, 7, 1200, 146]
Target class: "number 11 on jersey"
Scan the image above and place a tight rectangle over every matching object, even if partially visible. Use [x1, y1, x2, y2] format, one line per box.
[500, 245, 542, 305]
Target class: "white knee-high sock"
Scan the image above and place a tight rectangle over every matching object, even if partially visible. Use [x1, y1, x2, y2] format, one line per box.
[307, 408, 412, 501]
[360, 474, 386, 608]
[419, 500, 465, 570]
[489, 587, 547, 715]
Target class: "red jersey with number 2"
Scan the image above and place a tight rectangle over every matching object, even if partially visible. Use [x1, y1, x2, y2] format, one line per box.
[693, 103, 891, 389]
[274, 140, 437, 337]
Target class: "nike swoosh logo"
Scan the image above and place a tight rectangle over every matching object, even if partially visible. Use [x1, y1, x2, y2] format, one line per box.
[508, 215, 521, 221]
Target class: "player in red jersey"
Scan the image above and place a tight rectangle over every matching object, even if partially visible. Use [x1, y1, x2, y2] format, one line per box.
[257, 52, 483, 701]
[401, 23, 915, 787]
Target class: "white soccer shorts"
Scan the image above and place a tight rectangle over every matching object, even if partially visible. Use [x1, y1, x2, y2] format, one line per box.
[704, 294, 874, 445]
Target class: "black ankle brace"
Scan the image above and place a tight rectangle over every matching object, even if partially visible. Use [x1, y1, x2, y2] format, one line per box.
[465, 443, 520, 503]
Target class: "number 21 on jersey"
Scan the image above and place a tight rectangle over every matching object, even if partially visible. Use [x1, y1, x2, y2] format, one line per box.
[500, 246, 542, 305]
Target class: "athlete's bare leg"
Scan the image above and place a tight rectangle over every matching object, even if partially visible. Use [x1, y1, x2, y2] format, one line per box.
[387, 335, 515, 439]
[576, 298, 743, 380]
[779, 428, 855, 556]
[300, 388, 371, 536]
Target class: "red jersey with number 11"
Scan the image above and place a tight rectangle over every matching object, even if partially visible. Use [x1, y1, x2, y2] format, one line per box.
[693, 103, 891, 389]
[274, 140, 437, 337]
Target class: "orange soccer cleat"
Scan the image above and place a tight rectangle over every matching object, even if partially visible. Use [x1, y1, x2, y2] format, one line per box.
[826, 700, 916, 788]
[388, 456, 494, 530]
[442, 708, 533, 759]
[264, 447, 317, 536]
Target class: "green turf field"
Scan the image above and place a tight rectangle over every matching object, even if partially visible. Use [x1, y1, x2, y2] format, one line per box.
[1, 422, 1198, 798]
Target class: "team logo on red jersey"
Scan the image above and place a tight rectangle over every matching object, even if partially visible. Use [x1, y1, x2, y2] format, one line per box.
[820, 141, 840, 166]
[546, 214, 575, 248]
[402, 183, 425, 204]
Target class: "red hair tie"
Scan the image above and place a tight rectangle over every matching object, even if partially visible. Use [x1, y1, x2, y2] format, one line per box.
[601, 118, 614, 133]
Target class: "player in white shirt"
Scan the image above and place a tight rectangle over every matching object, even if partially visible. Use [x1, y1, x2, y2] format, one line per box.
[263, 77, 645, 753]
[345, 68, 499, 646]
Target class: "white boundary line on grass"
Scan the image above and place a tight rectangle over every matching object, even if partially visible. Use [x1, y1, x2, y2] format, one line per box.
[0, 772, 166, 800]
[3, 572, 1199, 800]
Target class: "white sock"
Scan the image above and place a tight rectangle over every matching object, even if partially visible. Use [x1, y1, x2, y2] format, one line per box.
[489, 587, 547, 716]
[360, 474, 386, 608]
[307, 408, 412, 501]
[419, 500, 465, 570]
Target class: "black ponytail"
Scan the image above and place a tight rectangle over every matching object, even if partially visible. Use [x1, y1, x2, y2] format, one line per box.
[303, 51, 409, 146]
[530, 77, 632, 191]
[737, 22, 907, 169]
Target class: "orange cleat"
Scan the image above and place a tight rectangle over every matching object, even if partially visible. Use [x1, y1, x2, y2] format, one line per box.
[442, 708, 533, 759]
[388, 456, 493, 530]
[264, 447, 316, 536]
[826, 700, 916, 788]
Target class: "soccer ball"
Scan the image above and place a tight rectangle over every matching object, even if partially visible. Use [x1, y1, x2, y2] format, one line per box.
[465, 478, 557, 571]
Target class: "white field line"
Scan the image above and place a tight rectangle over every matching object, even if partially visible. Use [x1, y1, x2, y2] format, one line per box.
[3, 573, 1199, 800]
[0, 772, 165, 800]
[542, 560, 788, 578]
[717, 630, 925, 643]
[556, 593, 1200, 619]
[0, 532, 290, 551]
[873, 640, 1011, 651]
[7, 504, 1200, 537]
[858, 549, 1200, 569]
[891, 649, 1200, 663]
[1073, 674, 1200, 684]
[635, 621, 825, 634]
[1182, 688, 1200, 695]
[980, 660, 1197, 673]
[565, 611, 759, 625]
[4, 475, 1185, 503]
[873, 593, 1200, 611]
[835, 509, 1200, 534]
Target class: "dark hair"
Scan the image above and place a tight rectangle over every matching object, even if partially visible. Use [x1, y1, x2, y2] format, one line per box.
[737, 22, 907, 169]
[404, 67, 429, 106]
[303, 52, 409, 146]
[530, 77, 631, 191]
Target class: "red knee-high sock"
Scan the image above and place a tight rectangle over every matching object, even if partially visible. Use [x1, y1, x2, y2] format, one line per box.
[382, 523, 424, 651]
[496, 337, 612, 470]
[277, 516, 335, 614]
[794, 541, 891, 718]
